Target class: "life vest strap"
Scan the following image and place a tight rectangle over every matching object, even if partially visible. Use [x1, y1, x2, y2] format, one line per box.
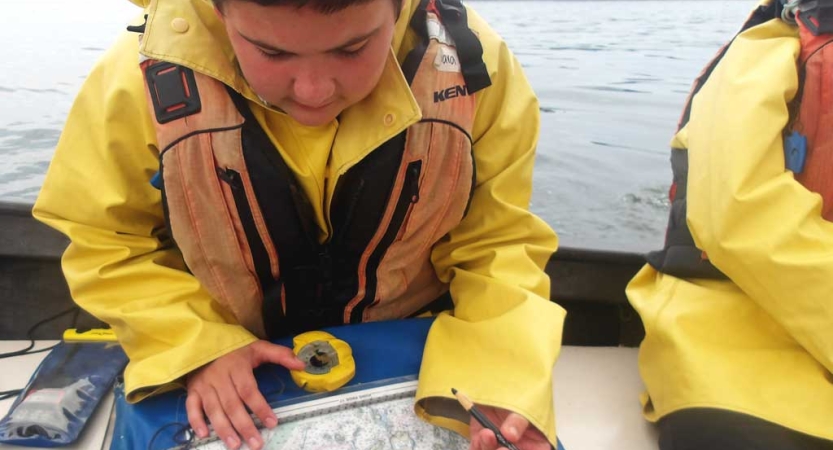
[433, 0, 492, 94]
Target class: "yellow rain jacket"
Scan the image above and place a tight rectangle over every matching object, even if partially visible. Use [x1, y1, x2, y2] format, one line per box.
[628, 4, 833, 441]
[32, 0, 564, 444]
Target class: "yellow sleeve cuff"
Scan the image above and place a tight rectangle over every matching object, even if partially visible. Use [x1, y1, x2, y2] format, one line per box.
[415, 298, 565, 446]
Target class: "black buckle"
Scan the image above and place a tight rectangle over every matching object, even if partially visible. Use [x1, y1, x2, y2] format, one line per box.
[799, 0, 833, 35]
[145, 61, 201, 124]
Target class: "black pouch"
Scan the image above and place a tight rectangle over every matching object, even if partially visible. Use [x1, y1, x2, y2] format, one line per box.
[0, 341, 127, 447]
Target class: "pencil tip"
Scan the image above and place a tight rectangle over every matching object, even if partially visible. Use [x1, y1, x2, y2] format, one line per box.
[451, 388, 458, 395]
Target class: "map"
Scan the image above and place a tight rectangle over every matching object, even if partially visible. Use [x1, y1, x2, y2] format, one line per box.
[221, 397, 467, 450]
[194, 380, 470, 450]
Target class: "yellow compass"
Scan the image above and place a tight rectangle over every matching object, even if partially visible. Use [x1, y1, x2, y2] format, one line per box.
[290, 331, 356, 393]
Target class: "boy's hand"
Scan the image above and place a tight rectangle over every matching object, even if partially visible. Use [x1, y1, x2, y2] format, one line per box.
[469, 406, 551, 450]
[185, 340, 306, 450]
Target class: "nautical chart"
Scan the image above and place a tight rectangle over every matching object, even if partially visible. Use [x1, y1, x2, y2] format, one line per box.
[190, 378, 469, 450]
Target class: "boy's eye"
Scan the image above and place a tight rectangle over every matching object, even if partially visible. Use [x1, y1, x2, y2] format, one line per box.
[335, 43, 367, 58]
[257, 48, 292, 60]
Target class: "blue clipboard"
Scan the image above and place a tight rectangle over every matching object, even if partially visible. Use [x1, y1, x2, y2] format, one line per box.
[108, 317, 565, 450]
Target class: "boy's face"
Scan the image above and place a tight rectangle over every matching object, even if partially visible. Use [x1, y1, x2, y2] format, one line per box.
[217, 0, 397, 127]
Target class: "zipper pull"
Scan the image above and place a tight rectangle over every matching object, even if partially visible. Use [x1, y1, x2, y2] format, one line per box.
[784, 131, 807, 174]
[408, 164, 421, 203]
[149, 170, 162, 190]
[216, 167, 242, 189]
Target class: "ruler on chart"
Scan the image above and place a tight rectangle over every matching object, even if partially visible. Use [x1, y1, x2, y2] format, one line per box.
[171, 375, 420, 450]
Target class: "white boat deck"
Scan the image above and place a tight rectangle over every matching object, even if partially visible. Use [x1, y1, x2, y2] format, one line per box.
[554, 346, 658, 450]
[0, 342, 658, 450]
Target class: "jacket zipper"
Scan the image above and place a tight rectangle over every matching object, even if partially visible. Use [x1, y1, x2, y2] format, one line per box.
[317, 178, 366, 303]
[217, 167, 277, 296]
[348, 160, 422, 323]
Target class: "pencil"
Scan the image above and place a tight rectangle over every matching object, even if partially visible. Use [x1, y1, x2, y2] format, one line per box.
[451, 388, 521, 450]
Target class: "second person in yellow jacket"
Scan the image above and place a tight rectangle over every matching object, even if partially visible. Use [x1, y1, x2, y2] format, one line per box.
[629, 1, 833, 449]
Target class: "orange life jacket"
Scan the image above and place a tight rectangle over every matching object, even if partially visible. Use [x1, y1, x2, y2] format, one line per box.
[790, 9, 833, 220]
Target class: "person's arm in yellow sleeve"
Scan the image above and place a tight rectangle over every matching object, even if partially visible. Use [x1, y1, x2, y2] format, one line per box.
[32, 32, 259, 402]
[414, 10, 563, 450]
[685, 19, 833, 374]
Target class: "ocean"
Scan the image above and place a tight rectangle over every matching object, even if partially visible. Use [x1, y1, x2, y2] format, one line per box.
[0, 0, 754, 252]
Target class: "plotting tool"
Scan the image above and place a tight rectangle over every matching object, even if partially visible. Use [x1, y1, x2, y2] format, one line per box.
[172, 376, 422, 450]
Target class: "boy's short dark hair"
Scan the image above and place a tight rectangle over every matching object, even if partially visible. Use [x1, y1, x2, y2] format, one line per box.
[213, 0, 403, 15]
